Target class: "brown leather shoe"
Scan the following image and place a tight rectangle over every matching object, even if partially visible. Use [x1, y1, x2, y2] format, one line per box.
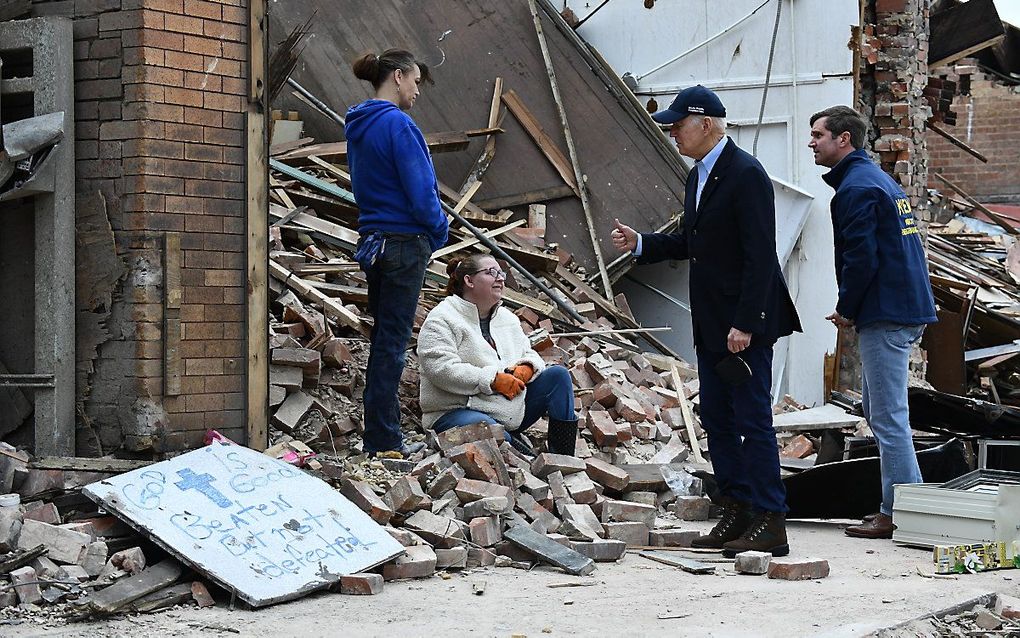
[845, 513, 895, 538]
[690, 496, 753, 549]
[862, 512, 880, 523]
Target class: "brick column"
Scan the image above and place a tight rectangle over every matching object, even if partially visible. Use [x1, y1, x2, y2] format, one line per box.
[39, 0, 252, 454]
[858, 0, 932, 219]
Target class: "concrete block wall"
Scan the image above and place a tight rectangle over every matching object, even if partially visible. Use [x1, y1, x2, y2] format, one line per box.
[858, 0, 933, 218]
[928, 64, 1020, 205]
[27, 0, 251, 454]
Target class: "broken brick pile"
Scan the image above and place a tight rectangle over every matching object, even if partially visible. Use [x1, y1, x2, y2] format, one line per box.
[0, 445, 213, 617]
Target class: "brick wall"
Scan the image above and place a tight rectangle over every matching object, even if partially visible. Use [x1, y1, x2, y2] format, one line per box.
[858, 0, 932, 218]
[30, 0, 251, 454]
[928, 65, 1020, 204]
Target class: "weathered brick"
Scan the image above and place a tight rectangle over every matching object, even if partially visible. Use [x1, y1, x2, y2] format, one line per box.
[767, 558, 830, 580]
[734, 551, 771, 575]
[339, 573, 383, 595]
[382, 546, 436, 581]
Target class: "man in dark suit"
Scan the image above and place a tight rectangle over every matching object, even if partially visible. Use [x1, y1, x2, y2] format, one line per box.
[612, 85, 801, 557]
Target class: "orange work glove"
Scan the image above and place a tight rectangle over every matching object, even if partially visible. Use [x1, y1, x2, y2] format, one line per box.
[491, 372, 526, 400]
[510, 363, 535, 384]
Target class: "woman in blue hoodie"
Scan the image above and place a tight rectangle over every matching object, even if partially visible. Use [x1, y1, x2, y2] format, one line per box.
[346, 49, 449, 458]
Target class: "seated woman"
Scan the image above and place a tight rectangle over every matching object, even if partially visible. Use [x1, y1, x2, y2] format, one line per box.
[417, 254, 578, 455]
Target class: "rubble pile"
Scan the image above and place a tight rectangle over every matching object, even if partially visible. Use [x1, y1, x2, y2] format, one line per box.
[0, 446, 211, 621]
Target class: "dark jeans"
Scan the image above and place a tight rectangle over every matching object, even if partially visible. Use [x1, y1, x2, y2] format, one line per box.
[433, 365, 576, 434]
[697, 345, 787, 513]
[362, 233, 430, 452]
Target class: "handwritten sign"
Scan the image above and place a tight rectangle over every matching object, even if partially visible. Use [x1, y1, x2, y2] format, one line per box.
[83, 442, 403, 607]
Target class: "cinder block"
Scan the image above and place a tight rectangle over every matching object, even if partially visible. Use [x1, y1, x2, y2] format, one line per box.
[10, 566, 41, 604]
[339, 573, 383, 595]
[468, 516, 502, 547]
[734, 551, 772, 575]
[17, 519, 90, 564]
[767, 558, 830, 580]
[648, 529, 699, 548]
[435, 547, 468, 570]
[674, 496, 711, 521]
[603, 521, 649, 547]
[0, 507, 23, 552]
[601, 499, 657, 527]
[569, 539, 627, 562]
[383, 546, 437, 581]
[80, 540, 108, 577]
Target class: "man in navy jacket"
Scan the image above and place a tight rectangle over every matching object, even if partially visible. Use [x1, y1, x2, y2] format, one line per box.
[809, 106, 937, 539]
[613, 86, 801, 557]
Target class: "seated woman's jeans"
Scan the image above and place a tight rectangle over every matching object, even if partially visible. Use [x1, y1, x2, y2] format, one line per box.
[432, 365, 576, 434]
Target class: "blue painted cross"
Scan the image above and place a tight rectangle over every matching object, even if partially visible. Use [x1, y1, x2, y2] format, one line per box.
[175, 468, 232, 508]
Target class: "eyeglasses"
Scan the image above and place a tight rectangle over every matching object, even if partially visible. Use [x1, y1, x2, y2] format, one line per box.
[471, 267, 507, 280]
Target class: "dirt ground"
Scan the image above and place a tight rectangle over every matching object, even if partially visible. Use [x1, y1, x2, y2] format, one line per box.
[4, 519, 1016, 638]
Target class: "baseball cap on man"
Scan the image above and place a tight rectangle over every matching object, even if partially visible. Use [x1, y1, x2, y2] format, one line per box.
[651, 85, 726, 124]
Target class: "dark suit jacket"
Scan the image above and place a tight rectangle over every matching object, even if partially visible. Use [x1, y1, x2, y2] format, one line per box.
[637, 138, 801, 352]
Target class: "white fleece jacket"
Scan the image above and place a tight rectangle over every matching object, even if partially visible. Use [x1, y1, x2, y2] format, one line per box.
[417, 295, 545, 430]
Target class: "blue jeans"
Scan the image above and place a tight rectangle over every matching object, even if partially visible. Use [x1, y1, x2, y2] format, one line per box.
[697, 346, 787, 513]
[859, 321, 925, 515]
[362, 233, 430, 452]
[433, 365, 576, 434]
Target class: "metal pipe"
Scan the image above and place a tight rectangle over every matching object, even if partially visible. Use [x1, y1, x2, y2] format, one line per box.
[286, 77, 345, 126]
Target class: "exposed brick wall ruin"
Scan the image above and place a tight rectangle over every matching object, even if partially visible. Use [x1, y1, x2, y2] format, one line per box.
[27, 0, 251, 454]
[858, 0, 933, 219]
[927, 63, 1020, 205]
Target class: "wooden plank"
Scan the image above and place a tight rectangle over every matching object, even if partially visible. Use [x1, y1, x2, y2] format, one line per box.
[672, 364, 705, 463]
[270, 260, 367, 335]
[30, 457, 151, 472]
[89, 559, 183, 615]
[305, 280, 370, 305]
[278, 130, 473, 164]
[268, 203, 359, 250]
[163, 232, 182, 397]
[453, 180, 483, 214]
[501, 89, 579, 196]
[638, 551, 716, 574]
[82, 444, 404, 607]
[474, 184, 576, 211]
[927, 121, 988, 163]
[460, 77, 504, 195]
[0, 545, 46, 576]
[247, 0, 270, 451]
[269, 136, 314, 156]
[527, 0, 613, 297]
[432, 219, 526, 259]
[932, 172, 1018, 236]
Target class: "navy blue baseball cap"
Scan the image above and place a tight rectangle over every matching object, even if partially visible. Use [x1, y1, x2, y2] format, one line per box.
[651, 85, 726, 124]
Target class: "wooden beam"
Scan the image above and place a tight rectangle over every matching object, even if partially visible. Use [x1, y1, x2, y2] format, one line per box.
[270, 260, 367, 336]
[501, 89, 580, 196]
[246, 0, 270, 451]
[474, 184, 576, 211]
[460, 77, 504, 195]
[527, 0, 613, 297]
[433, 219, 526, 259]
[672, 364, 705, 464]
[927, 121, 988, 163]
[163, 232, 182, 396]
[278, 130, 476, 164]
[932, 171, 1018, 235]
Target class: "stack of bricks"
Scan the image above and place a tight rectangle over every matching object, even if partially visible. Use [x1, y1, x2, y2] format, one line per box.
[858, 0, 933, 220]
[928, 62, 1020, 205]
[30, 0, 253, 453]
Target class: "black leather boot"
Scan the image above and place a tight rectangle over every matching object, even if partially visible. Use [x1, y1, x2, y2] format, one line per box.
[690, 496, 754, 549]
[546, 419, 578, 456]
[721, 510, 789, 557]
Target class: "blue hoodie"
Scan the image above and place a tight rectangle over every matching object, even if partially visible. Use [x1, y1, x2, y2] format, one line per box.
[823, 149, 937, 328]
[344, 99, 449, 251]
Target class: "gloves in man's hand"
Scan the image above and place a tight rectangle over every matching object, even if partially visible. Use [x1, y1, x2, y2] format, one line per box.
[491, 372, 526, 400]
[509, 363, 535, 384]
